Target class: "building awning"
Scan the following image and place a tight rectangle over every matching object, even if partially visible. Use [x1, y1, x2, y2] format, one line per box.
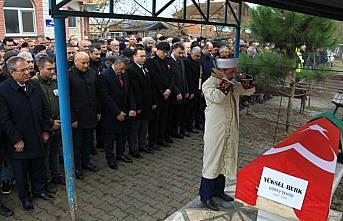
[240, 0, 343, 21]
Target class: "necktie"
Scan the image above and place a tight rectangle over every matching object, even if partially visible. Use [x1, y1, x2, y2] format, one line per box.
[141, 66, 146, 76]
[117, 75, 124, 87]
[21, 85, 26, 92]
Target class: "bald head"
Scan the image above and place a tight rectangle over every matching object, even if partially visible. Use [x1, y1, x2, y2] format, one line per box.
[74, 52, 89, 72]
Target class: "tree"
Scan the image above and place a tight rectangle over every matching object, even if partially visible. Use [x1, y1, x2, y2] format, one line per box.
[249, 6, 338, 132]
[90, 0, 146, 37]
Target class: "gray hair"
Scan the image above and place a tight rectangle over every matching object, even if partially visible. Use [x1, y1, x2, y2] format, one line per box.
[35, 53, 49, 64]
[7, 57, 27, 72]
[115, 56, 130, 66]
[17, 51, 33, 60]
[191, 46, 201, 54]
[219, 46, 228, 54]
[143, 37, 155, 46]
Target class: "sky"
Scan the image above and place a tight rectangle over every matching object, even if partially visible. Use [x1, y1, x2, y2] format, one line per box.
[137, 0, 257, 17]
[80, 0, 258, 17]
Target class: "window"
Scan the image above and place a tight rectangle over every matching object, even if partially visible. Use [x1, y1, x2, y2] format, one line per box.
[68, 7, 77, 28]
[4, 0, 36, 36]
[68, 16, 77, 28]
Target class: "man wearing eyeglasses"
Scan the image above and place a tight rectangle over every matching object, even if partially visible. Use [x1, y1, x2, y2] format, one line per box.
[17, 51, 35, 77]
[183, 46, 202, 134]
[0, 57, 53, 212]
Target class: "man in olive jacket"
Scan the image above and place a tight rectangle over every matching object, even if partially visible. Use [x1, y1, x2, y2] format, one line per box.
[32, 57, 64, 187]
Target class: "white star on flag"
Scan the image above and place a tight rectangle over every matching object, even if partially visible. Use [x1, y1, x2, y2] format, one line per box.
[300, 124, 329, 140]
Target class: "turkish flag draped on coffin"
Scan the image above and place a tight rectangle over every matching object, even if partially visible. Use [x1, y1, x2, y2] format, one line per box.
[235, 113, 342, 221]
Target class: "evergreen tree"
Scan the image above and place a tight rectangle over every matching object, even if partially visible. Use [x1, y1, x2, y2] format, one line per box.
[248, 6, 338, 132]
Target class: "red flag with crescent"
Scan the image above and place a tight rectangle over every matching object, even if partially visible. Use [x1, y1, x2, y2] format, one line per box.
[235, 115, 341, 221]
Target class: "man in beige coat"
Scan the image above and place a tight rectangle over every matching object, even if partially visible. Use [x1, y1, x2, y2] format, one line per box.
[199, 58, 255, 210]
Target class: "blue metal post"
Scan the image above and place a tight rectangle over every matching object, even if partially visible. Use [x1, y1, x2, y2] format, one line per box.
[53, 17, 78, 221]
[109, 0, 114, 13]
[234, 1, 242, 58]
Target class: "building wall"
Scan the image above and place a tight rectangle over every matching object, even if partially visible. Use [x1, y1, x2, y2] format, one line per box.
[0, 0, 44, 39]
[0, 0, 4, 39]
[0, 0, 86, 40]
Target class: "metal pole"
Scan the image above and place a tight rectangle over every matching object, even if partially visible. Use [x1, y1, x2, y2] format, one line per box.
[53, 17, 78, 221]
[234, 1, 242, 58]
[206, 0, 210, 21]
[109, 0, 114, 13]
[152, 0, 156, 16]
[182, 0, 187, 20]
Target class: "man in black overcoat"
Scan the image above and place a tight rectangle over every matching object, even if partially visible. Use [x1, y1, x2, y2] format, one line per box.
[183, 46, 202, 133]
[0, 57, 54, 212]
[69, 52, 100, 180]
[146, 42, 175, 149]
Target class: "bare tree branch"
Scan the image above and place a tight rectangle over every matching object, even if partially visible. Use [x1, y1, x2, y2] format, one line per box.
[90, 0, 146, 37]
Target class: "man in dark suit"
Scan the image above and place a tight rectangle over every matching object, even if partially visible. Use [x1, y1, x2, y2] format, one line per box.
[183, 46, 202, 133]
[127, 47, 156, 155]
[0, 57, 54, 212]
[99, 56, 136, 169]
[69, 52, 100, 180]
[168, 43, 190, 139]
[198, 42, 215, 130]
[88, 43, 102, 156]
[146, 42, 174, 150]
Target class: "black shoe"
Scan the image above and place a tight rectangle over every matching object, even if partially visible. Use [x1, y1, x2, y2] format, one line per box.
[146, 147, 154, 153]
[170, 133, 184, 139]
[118, 154, 133, 163]
[150, 144, 162, 151]
[195, 125, 204, 130]
[140, 147, 153, 153]
[129, 152, 141, 158]
[181, 131, 191, 137]
[164, 136, 173, 143]
[1, 180, 11, 195]
[82, 162, 99, 172]
[0, 204, 14, 217]
[107, 161, 118, 170]
[52, 175, 66, 186]
[21, 200, 34, 212]
[201, 198, 219, 211]
[46, 181, 57, 194]
[75, 170, 84, 180]
[90, 147, 97, 155]
[33, 193, 55, 201]
[187, 128, 199, 134]
[218, 193, 234, 202]
[157, 141, 170, 147]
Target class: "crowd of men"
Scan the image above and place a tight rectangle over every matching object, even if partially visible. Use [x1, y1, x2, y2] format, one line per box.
[0, 34, 251, 216]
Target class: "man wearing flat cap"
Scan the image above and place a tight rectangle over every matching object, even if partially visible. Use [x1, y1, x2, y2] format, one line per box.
[146, 42, 174, 150]
[199, 58, 255, 210]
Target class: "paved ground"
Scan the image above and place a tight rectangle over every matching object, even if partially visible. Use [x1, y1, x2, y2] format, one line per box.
[1, 96, 342, 221]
